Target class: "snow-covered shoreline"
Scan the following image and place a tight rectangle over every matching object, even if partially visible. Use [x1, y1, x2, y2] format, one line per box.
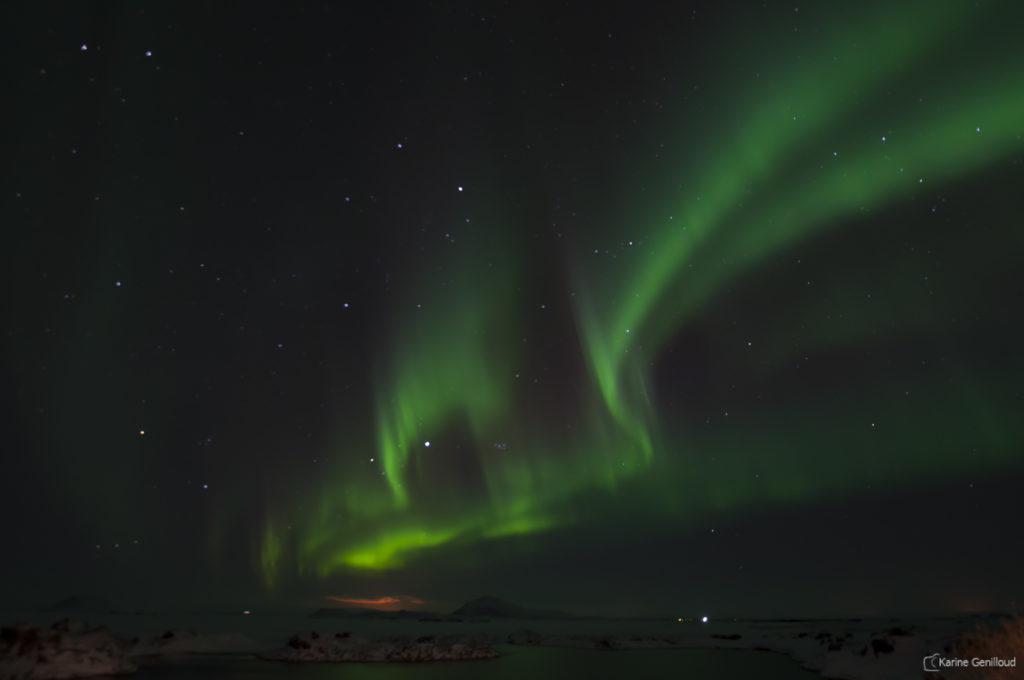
[0, 620, 136, 680]
[1, 610, 1013, 679]
[505, 618, 1000, 680]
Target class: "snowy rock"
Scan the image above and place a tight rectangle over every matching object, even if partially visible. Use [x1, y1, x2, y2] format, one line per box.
[261, 631, 498, 662]
[0, 621, 136, 679]
[504, 618, 995, 679]
[732, 622, 961, 680]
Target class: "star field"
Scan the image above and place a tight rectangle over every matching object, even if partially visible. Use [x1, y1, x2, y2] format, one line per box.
[2, 0, 1023, 616]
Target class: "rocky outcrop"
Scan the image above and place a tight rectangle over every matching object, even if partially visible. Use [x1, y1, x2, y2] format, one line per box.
[0, 621, 136, 679]
[126, 630, 257, 656]
[506, 629, 545, 646]
[261, 632, 498, 662]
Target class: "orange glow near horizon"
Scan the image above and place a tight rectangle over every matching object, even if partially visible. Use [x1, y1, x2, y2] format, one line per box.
[327, 595, 427, 610]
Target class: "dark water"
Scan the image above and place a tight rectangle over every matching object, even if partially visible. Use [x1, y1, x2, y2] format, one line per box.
[136, 646, 820, 679]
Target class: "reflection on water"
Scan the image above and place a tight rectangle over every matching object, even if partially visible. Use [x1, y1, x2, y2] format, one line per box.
[137, 646, 819, 679]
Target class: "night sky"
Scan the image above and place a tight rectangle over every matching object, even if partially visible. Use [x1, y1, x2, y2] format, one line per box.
[4, 1, 1023, 618]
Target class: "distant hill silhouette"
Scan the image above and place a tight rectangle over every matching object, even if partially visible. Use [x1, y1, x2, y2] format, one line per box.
[309, 607, 441, 620]
[451, 596, 572, 619]
[41, 596, 118, 613]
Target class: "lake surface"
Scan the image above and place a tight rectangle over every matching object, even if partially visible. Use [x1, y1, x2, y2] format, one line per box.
[136, 646, 820, 679]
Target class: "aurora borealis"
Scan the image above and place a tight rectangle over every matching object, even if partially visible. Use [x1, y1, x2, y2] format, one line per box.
[4, 1, 1023, 616]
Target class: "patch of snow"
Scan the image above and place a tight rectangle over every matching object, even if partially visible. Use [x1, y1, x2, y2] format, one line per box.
[0, 620, 136, 679]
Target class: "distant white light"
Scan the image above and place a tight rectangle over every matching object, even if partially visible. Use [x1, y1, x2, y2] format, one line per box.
[343, 302, 349, 308]
[115, 280, 122, 287]
[976, 127, 981, 132]
[396, 142, 403, 149]
[424, 441, 430, 447]
[702, 615, 709, 623]
[80, 44, 88, 51]
[202, 483, 208, 489]
[145, 50, 152, 57]
[626, 329, 631, 333]
[457, 186, 463, 192]
[881, 136, 886, 142]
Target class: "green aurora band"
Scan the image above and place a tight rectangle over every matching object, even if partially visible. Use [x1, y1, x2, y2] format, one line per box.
[258, 1, 1024, 584]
